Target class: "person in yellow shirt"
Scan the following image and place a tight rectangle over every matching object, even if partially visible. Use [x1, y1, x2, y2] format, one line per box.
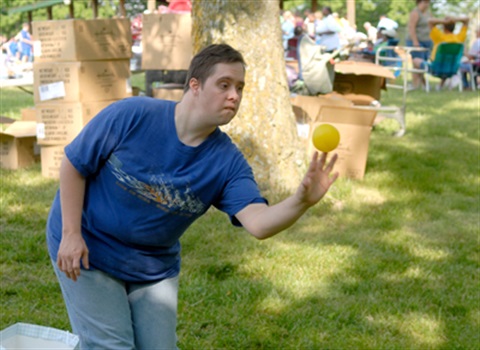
[429, 16, 469, 60]
[411, 16, 469, 89]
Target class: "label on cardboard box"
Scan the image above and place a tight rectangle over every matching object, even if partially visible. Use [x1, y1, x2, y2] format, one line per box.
[33, 40, 42, 57]
[36, 123, 46, 139]
[38, 81, 66, 101]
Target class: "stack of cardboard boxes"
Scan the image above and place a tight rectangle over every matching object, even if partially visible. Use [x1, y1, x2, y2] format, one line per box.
[32, 18, 133, 179]
[141, 13, 192, 100]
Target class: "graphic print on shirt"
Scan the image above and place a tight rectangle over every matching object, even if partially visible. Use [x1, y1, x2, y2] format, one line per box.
[107, 154, 206, 216]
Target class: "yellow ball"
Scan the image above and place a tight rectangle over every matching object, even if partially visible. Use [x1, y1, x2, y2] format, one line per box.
[312, 124, 340, 153]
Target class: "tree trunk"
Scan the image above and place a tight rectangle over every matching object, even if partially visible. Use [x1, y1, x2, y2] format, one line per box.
[191, 0, 306, 193]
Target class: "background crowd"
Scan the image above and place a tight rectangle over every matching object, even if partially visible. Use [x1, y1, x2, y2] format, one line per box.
[0, 22, 34, 79]
[280, 0, 479, 91]
[1, 0, 478, 90]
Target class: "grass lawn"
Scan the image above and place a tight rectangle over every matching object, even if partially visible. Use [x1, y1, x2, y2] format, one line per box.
[1, 77, 479, 349]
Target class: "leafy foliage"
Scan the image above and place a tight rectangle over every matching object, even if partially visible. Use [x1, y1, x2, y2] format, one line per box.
[0, 0, 149, 39]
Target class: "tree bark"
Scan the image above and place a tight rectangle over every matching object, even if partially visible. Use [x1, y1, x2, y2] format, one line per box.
[191, 0, 306, 193]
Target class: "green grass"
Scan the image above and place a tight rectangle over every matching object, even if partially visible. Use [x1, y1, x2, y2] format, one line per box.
[1, 81, 479, 349]
[0, 86, 35, 120]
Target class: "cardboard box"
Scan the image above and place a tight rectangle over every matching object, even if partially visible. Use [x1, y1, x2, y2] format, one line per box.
[21, 108, 37, 121]
[32, 18, 132, 62]
[333, 61, 395, 100]
[40, 145, 65, 179]
[141, 13, 192, 70]
[152, 84, 184, 101]
[36, 100, 115, 146]
[291, 96, 377, 179]
[0, 121, 39, 170]
[291, 94, 354, 140]
[291, 94, 353, 124]
[309, 106, 377, 179]
[33, 60, 132, 104]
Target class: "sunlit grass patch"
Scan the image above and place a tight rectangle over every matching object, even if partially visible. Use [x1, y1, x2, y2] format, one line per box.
[367, 312, 447, 349]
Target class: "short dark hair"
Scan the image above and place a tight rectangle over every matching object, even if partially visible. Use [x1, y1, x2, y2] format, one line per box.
[322, 6, 332, 15]
[444, 22, 455, 32]
[184, 44, 246, 92]
[294, 25, 304, 36]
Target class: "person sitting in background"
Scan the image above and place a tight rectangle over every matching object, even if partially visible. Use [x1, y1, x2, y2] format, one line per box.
[428, 16, 469, 61]
[377, 14, 398, 32]
[460, 26, 480, 90]
[358, 28, 399, 64]
[425, 16, 469, 89]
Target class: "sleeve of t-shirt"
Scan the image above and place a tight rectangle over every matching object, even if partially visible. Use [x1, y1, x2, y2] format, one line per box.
[430, 26, 442, 43]
[64, 98, 138, 177]
[213, 151, 268, 226]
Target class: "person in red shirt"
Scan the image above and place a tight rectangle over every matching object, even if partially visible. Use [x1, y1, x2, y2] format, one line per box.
[167, 0, 191, 12]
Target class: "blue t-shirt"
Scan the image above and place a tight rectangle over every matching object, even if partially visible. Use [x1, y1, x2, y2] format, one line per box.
[46, 97, 266, 282]
[20, 29, 32, 55]
[8, 41, 18, 56]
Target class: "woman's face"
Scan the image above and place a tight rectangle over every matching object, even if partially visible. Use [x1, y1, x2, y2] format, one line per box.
[418, 0, 430, 11]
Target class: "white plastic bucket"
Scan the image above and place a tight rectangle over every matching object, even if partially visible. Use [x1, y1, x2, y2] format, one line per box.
[0, 323, 79, 350]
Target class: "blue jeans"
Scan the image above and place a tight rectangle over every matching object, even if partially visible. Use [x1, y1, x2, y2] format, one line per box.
[406, 39, 432, 61]
[460, 62, 473, 88]
[53, 262, 179, 350]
